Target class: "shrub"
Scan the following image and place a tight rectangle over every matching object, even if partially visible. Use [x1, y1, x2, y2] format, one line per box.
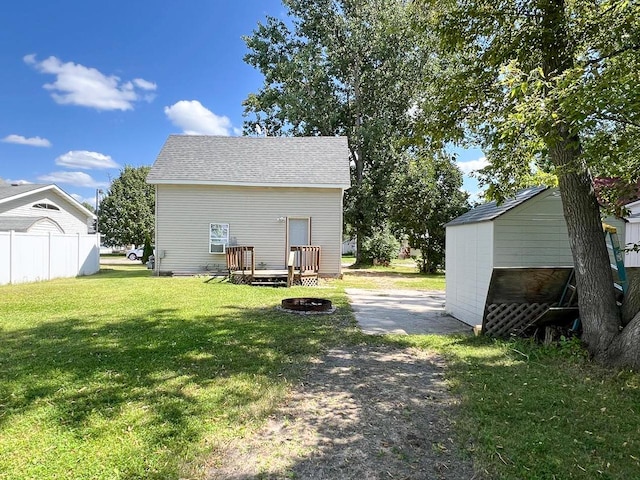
[360, 230, 400, 266]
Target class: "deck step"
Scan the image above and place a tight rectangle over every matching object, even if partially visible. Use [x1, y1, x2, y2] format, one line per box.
[251, 280, 287, 287]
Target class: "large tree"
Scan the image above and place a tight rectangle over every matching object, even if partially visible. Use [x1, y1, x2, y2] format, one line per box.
[243, 0, 427, 262]
[416, 0, 640, 367]
[98, 166, 154, 249]
[389, 150, 469, 273]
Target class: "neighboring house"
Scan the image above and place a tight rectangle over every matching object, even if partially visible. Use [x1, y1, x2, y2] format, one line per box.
[625, 199, 640, 267]
[0, 183, 95, 233]
[445, 186, 635, 328]
[147, 135, 351, 276]
[0, 183, 99, 285]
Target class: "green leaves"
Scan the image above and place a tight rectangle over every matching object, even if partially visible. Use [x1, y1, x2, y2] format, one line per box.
[388, 150, 469, 272]
[243, 0, 431, 261]
[98, 166, 154, 248]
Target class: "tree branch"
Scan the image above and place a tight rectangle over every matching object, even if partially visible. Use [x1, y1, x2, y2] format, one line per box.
[581, 43, 640, 67]
[594, 113, 640, 129]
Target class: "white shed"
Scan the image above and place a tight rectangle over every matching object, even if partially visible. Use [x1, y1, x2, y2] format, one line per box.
[446, 187, 640, 325]
[445, 187, 578, 327]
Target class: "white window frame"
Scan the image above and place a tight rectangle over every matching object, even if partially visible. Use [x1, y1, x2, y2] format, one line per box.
[209, 223, 229, 254]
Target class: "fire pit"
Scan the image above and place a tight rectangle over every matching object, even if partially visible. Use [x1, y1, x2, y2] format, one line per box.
[281, 297, 334, 314]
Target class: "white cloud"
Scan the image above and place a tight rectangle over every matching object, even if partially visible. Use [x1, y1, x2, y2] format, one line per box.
[133, 78, 157, 91]
[70, 193, 97, 208]
[5, 179, 32, 185]
[164, 100, 234, 135]
[37, 171, 108, 188]
[24, 54, 157, 111]
[2, 134, 51, 147]
[457, 156, 488, 175]
[55, 150, 119, 170]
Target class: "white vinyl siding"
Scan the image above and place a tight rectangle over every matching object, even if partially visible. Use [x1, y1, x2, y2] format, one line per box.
[27, 218, 64, 234]
[493, 193, 573, 267]
[625, 203, 640, 267]
[626, 222, 640, 267]
[446, 189, 574, 326]
[0, 193, 90, 234]
[445, 222, 493, 326]
[155, 184, 343, 276]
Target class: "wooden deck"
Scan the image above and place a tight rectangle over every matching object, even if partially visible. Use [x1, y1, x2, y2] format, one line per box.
[226, 245, 321, 287]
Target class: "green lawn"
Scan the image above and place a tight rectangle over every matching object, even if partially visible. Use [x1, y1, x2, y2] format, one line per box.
[339, 256, 445, 290]
[0, 265, 356, 479]
[391, 335, 640, 479]
[2, 265, 639, 479]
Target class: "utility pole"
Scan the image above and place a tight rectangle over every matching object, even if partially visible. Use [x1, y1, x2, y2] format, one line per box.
[95, 189, 103, 234]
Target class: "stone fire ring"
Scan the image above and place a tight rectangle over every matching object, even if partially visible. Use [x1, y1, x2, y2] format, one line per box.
[280, 297, 335, 315]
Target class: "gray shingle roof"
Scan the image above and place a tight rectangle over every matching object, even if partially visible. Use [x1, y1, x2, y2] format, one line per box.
[0, 184, 48, 202]
[0, 216, 49, 232]
[147, 135, 351, 188]
[445, 186, 549, 227]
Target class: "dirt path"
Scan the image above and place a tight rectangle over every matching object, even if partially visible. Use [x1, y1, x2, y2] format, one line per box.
[206, 344, 477, 479]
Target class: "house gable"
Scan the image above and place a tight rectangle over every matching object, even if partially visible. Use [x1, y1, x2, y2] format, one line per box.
[0, 184, 95, 234]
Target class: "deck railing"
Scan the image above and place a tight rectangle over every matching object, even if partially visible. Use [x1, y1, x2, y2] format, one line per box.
[289, 245, 321, 274]
[226, 246, 255, 276]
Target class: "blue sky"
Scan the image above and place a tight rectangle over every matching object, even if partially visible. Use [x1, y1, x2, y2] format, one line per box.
[0, 0, 484, 207]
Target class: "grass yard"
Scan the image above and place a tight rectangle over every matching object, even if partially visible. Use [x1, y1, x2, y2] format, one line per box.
[391, 334, 640, 479]
[0, 265, 356, 479]
[340, 257, 445, 290]
[2, 264, 639, 479]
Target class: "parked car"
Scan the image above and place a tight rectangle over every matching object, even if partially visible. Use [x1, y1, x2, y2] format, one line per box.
[126, 247, 143, 260]
[126, 246, 155, 261]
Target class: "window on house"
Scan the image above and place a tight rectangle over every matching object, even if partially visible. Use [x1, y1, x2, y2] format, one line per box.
[210, 223, 229, 253]
[33, 202, 60, 211]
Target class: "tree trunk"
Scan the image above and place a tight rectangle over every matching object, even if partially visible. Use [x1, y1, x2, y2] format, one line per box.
[539, 0, 628, 364]
[553, 146, 622, 356]
[621, 268, 640, 326]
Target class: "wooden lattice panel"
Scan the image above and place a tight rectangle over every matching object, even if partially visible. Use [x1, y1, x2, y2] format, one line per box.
[484, 303, 551, 337]
[292, 276, 319, 287]
[298, 276, 318, 287]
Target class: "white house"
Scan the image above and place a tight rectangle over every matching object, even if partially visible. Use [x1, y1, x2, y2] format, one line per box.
[147, 135, 351, 277]
[625, 199, 640, 267]
[0, 183, 99, 285]
[0, 183, 95, 234]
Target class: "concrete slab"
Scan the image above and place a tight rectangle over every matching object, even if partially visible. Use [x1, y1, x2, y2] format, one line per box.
[346, 288, 472, 335]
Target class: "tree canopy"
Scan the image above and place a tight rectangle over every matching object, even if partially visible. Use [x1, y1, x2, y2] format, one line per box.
[243, 0, 429, 261]
[415, 0, 640, 367]
[98, 166, 154, 248]
[388, 150, 469, 273]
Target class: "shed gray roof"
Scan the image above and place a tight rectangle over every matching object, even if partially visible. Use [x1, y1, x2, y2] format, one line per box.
[445, 186, 549, 227]
[147, 135, 351, 188]
[0, 216, 52, 232]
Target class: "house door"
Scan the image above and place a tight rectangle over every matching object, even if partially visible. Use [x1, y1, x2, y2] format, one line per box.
[288, 218, 310, 266]
[288, 218, 310, 247]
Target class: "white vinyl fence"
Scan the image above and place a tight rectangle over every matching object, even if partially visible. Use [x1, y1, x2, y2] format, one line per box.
[0, 231, 100, 285]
